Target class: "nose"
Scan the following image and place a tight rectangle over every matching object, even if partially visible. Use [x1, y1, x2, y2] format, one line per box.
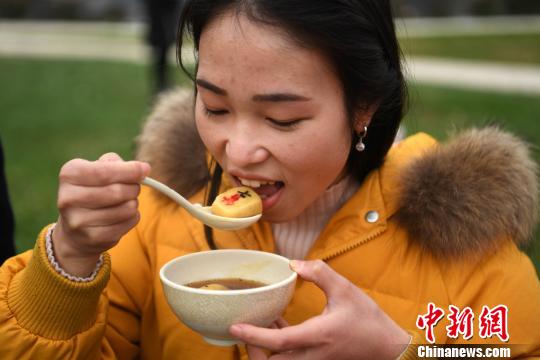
[225, 125, 269, 168]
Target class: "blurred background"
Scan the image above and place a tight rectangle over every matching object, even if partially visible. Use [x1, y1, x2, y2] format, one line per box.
[0, 0, 539, 272]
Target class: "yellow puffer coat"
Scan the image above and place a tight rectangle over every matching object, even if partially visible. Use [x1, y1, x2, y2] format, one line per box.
[1, 91, 539, 359]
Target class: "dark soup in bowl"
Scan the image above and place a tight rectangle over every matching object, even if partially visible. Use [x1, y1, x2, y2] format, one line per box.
[187, 278, 267, 291]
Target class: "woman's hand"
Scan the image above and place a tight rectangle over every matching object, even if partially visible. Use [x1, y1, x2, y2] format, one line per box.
[229, 260, 411, 360]
[53, 153, 150, 277]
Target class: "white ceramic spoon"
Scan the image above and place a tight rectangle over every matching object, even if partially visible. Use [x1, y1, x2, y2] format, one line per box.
[142, 177, 261, 231]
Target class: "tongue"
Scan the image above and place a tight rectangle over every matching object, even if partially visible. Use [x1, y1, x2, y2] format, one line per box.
[253, 183, 283, 197]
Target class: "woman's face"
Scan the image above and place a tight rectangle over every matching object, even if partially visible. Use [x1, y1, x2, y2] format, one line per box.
[195, 12, 352, 222]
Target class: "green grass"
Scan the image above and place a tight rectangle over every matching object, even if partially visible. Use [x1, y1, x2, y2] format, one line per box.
[405, 83, 540, 141]
[400, 33, 540, 65]
[0, 56, 538, 274]
[0, 56, 189, 252]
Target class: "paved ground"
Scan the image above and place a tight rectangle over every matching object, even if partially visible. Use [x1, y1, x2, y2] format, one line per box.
[1, 19, 540, 95]
[407, 57, 540, 95]
[395, 15, 540, 37]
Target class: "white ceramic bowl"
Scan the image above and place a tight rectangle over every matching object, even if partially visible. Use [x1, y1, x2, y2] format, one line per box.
[160, 249, 297, 346]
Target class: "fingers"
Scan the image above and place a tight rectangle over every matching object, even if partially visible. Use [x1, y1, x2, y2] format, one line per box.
[99, 152, 123, 162]
[60, 157, 150, 186]
[57, 213, 141, 254]
[230, 320, 322, 353]
[269, 350, 310, 360]
[62, 200, 139, 228]
[289, 260, 352, 301]
[246, 345, 310, 360]
[54, 153, 151, 265]
[91, 214, 140, 248]
[58, 183, 141, 209]
[246, 345, 268, 360]
[275, 317, 289, 329]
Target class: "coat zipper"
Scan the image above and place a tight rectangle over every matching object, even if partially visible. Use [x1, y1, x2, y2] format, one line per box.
[320, 226, 386, 262]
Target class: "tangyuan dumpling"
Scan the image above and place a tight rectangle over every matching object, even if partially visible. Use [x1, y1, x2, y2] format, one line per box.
[211, 187, 262, 218]
[200, 283, 230, 290]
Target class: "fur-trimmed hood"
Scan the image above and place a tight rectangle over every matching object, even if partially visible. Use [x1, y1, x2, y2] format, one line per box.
[395, 128, 538, 258]
[136, 89, 209, 199]
[135, 88, 538, 259]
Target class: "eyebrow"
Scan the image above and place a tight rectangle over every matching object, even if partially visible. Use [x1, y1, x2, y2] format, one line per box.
[196, 78, 311, 102]
[196, 79, 227, 95]
[252, 93, 311, 102]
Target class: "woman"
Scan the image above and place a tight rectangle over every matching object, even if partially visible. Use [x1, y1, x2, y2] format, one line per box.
[1, 0, 539, 359]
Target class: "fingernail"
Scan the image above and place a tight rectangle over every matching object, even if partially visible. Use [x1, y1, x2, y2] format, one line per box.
[289, 260, 303, 272]
[230, 324, 243, 336]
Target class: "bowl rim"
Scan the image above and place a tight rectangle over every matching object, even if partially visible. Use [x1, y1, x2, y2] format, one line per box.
[159, 249, 297, 296]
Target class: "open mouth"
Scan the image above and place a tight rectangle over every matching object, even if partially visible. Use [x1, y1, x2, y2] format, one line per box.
[233, 176, 285, 210]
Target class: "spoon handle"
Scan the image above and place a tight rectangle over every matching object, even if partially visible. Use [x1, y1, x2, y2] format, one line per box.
[141, 177, 194, 211]
[142, 177, 261, 231]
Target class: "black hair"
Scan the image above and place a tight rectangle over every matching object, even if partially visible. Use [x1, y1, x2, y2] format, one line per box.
[177, 0, 407, 249]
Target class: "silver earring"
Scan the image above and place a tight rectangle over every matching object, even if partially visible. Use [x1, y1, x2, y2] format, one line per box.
[355, 126, 367, 152]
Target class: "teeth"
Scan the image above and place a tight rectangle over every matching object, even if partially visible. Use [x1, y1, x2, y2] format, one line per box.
[238, 177, 276, 188]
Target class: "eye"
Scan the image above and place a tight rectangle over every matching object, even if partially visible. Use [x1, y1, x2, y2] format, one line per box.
[266, 117, 305, 129]
[203, 106, 228, 117]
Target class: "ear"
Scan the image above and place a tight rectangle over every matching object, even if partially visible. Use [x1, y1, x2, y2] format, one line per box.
[353, 104, 377, 134]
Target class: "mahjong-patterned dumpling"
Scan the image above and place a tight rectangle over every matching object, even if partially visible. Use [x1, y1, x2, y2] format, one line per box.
[211, 187, 262, 218]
